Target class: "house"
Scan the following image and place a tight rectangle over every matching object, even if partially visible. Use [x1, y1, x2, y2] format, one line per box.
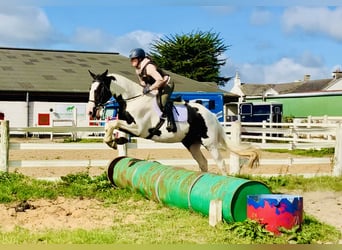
[230, 70, 342, 118]
[0, 47, 236, 129]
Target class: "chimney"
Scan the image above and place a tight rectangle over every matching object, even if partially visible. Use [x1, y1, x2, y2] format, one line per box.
[332, 69, 342, 79]
[304, 74, 311, 81]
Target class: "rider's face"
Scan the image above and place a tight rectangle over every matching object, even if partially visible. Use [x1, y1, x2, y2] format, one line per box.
[130, 58, 139, 68]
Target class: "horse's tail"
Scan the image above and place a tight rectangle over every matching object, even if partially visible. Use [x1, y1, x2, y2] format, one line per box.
[218, 125, 260, 168]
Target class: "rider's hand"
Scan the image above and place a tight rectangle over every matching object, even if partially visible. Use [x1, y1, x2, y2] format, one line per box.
[143, 86, 151, 94]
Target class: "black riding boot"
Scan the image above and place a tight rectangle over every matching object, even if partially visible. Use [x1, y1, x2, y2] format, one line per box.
[164, 102, 177, 133]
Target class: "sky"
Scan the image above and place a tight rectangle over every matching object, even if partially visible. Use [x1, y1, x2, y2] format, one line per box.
[1, 0, 342, 91]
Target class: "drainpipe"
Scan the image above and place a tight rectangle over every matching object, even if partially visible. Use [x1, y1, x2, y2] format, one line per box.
[26, 92, 29, 137]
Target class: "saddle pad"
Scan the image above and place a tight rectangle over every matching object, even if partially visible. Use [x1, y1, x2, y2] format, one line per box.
[173, 104, 188, 122]
[153, 101, 188, 122]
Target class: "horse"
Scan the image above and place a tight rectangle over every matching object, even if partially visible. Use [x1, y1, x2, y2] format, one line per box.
[87, 69, 259, 175]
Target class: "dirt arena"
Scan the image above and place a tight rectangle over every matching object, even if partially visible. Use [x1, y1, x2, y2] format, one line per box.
[3, 138, 342, 237]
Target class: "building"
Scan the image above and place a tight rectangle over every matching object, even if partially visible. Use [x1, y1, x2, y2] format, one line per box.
[0, 47, 235, 128]
[230, 70, 342, 118]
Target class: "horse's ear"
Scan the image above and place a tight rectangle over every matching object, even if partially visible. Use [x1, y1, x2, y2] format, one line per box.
[88, 70, 96, 79]
[102, 69, 108, 77]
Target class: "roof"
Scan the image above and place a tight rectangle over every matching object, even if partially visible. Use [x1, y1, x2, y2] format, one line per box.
[0, 47, 224, 94]
[241, 79, 333, 96]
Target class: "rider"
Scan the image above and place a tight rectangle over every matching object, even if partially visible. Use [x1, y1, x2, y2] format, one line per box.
[129, 48, 177, 133]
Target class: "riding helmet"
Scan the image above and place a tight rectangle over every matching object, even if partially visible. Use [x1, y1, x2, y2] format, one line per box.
[129, 48, 145, 60]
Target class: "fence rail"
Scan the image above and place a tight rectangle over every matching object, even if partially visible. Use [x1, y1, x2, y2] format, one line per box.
[1, 119, 342, 177]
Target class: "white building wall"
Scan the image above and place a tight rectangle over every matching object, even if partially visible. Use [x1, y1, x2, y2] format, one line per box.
[0, 101, 89, 128]
[0, 101, 28, 127]
[30, 102, 89, 127]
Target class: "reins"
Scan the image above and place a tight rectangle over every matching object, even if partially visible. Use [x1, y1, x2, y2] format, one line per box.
[123, 93, 143, 101]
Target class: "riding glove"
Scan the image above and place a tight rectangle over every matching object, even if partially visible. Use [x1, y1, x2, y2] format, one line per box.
[143, 85, 151, 94]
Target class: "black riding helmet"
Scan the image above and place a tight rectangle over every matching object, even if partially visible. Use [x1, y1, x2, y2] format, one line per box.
[129, 48, 145, 61]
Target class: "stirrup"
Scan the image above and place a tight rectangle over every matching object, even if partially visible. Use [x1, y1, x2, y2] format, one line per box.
[166, 122, 177, 133]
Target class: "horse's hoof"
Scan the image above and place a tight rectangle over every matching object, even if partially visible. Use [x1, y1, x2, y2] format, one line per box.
[115, 137, 129, 145]
[105, 140, 117, 149]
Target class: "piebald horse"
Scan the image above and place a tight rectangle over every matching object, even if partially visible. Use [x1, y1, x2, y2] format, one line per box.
[87, 69, 259, 175]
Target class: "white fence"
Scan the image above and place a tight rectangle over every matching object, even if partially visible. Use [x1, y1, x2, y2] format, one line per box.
[1, 119, 342, 177]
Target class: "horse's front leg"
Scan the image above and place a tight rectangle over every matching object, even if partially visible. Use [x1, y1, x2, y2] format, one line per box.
[104, 120, 119, 149]
[103, 120, 141, 149]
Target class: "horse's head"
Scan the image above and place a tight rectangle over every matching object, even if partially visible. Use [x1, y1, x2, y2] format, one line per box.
[87, 69, 116, 119]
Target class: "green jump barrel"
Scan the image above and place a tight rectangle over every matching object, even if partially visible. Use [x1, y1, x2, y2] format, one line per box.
[107, 156, 271, 222]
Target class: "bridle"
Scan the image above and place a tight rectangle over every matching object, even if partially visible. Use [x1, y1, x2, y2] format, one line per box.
[89, 78, 144, 112]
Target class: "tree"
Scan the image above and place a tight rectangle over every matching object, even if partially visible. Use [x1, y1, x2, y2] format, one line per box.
[149, 30, 231, 86]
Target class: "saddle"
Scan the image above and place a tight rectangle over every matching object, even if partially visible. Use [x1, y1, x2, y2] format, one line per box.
[146, 77, 178, 138]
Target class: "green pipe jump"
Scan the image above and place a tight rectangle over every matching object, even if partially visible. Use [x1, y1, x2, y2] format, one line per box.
[107, 156, 271, 222]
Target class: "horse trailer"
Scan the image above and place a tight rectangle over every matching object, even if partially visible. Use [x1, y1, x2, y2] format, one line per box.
[171, 92, 225, 122]
[225, 102, 283, 123]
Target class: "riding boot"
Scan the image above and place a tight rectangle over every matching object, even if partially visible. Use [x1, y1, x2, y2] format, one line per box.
[164, 102, 177, 133]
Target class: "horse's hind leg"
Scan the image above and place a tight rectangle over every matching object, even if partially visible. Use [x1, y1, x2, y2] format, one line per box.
[205, 145, 227, 175]
[187, 143, 208, 172]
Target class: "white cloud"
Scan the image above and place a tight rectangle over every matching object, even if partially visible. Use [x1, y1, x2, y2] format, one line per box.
[0, 5, 56, 46]
[221, 53, 332, 90]
[203, 6, 236, 15]
[250, 8, 273, 26]
[283, 7, 342, 41]
[70, 28, 162, 55]
[261, 57, 326, 83]
[108, 30, 162, 56]
[71, 27, 113, 50]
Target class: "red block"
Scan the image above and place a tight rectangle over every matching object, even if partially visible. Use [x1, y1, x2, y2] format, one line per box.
[247, 194, 303, 235]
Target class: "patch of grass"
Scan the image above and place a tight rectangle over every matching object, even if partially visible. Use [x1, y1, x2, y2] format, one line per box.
[62, 138, 103, 143]
[238, 175, 342, 192]
[0, 172, 58, 202]
[265, 148, 334, 157]
[0, 213, 339, 244]
[0, 172, 341, 244]
[0, 171, 134, 203]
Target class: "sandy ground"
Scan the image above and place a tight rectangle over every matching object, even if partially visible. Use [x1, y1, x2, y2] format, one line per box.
[2, 137, 342, 239]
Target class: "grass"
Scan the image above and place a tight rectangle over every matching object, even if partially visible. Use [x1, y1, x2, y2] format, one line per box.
[0, 171, 341, 244]
[62, 138, 103, 143]
[239, 174, 342, 192]
[265, 147, 334, 157]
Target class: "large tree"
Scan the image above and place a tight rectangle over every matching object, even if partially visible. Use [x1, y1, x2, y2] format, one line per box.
[149, 30, 231, 86]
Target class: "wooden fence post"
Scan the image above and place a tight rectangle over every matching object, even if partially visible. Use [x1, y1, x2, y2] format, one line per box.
[117, 131, 128, 157]
[0, 120, 9, 172]
[209, 199, 222, 227]
[333, 123, 342, 176]
[229, 121, 241, 175]
[262, 120, 266, 144]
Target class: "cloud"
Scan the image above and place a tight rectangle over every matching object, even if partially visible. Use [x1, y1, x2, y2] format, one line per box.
[282, 7, 342, 41]
[69, 28, 162, 55]
[250, 8, 273, 26]
[71, 27, 113, 51]
[108, 30, 162, 56]
[221, 52, 332, 88]
[203, 6, 236, 15]
[0, 5, 57, 47]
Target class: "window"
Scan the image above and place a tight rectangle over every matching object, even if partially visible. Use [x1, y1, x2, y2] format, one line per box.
[240, 104, 252, 115]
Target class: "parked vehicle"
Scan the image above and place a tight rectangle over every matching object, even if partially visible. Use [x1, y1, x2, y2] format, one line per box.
[171, 92, 225, 122]
[225, 102, 283, 123]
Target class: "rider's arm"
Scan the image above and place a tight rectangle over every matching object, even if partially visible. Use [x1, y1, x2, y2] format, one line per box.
[146, 64, 166, 91]
[135, 71, 147, 87]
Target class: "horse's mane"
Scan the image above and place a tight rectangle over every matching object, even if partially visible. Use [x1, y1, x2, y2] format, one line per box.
[108, 73, 142, 99]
